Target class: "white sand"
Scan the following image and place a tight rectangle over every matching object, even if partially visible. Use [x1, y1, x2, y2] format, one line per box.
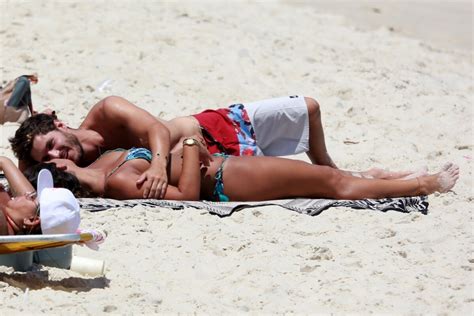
[0, 1, 472, 314]
[290, 0, 473, 51]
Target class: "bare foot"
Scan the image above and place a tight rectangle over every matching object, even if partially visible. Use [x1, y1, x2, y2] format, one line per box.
[442, 162, 453, 171]
[419, 163, 459, 194]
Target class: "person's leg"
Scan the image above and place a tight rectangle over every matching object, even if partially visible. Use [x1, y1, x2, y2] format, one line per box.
[223, 156, 459, 201]
[243, 96, 340, 167]
[304, 97, 338, 168]
[326, 165, 458, 200]
[243, 96, 426, 179]
[304, 97, 431, 179]
[297, 163, 458, 199]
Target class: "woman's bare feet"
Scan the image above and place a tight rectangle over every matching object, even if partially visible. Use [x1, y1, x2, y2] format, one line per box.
[418, 163, 459, 194]
[442, 162, 454, 171]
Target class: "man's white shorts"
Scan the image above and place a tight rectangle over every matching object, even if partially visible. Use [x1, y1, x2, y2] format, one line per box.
[243, 95, 309, 156]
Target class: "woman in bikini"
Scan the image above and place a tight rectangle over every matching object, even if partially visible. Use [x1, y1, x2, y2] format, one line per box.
[0, 156, 41, 235]
[1, 155, 86, 236]
[25, 138, 460, 202]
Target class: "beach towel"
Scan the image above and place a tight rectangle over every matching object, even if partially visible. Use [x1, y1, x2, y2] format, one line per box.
[78, 196, 428, 217]
[0, 175, 429, 216]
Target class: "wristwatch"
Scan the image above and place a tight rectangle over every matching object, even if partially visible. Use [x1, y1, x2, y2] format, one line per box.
[183, 138, 199, 146]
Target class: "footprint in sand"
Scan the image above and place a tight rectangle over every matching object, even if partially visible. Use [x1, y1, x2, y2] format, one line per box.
[309, 246, 333, 261]
[374, 228, 397, 239]
[337, 88, 353, 100]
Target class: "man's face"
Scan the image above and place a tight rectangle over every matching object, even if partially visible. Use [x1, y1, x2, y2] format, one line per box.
[30, 130, 83, 163]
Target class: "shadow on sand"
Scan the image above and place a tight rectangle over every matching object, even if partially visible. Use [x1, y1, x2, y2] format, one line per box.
[0, 266, 110, 292]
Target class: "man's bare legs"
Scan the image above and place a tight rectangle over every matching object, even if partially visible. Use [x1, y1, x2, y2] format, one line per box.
[305, 97, 338, 168]
[304, 97, 427, 180]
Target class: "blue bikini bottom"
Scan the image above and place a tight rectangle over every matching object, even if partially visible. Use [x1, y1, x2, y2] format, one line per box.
[212, 153, 230, 202]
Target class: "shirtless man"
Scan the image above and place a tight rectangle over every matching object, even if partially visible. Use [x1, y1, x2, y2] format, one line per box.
[9, 95, 403, 199]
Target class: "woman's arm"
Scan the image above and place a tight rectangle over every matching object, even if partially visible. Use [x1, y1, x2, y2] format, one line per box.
[170, 138, 202, 200]
[106, 139, 203, 200]
[0, 156, 35, 196]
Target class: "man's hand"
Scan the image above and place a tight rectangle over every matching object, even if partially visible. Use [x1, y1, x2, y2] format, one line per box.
[196, 141, 213, 167]
[50, 158, 79, 173]
[136, 164, 168, 199]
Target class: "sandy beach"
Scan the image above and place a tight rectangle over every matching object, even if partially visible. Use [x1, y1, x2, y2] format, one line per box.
[0, 0, 472, 314]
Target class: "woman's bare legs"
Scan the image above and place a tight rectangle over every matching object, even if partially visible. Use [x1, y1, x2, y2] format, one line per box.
[330, 164, 459, 200]
[223, 156, 459, 201]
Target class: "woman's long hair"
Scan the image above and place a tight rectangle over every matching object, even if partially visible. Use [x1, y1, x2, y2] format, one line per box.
[23, 163, 92, 198]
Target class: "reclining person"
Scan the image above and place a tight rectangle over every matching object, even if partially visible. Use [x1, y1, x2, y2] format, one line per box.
[0, 156, 79, 235]
[25, 139, 459, 203]
[10, 95, 422, 199]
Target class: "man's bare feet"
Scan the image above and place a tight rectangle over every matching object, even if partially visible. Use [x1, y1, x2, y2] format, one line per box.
[419, 163, 459, 194]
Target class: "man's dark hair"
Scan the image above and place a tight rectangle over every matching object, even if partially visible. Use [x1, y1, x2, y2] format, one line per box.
[23, 162, 92, 198]
[9, 114, 57, 162]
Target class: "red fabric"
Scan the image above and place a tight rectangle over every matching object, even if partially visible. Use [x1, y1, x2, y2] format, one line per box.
[193, 109, 240, 155]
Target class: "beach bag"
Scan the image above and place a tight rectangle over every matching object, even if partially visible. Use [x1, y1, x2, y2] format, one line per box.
[0, 74, 38, 124]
